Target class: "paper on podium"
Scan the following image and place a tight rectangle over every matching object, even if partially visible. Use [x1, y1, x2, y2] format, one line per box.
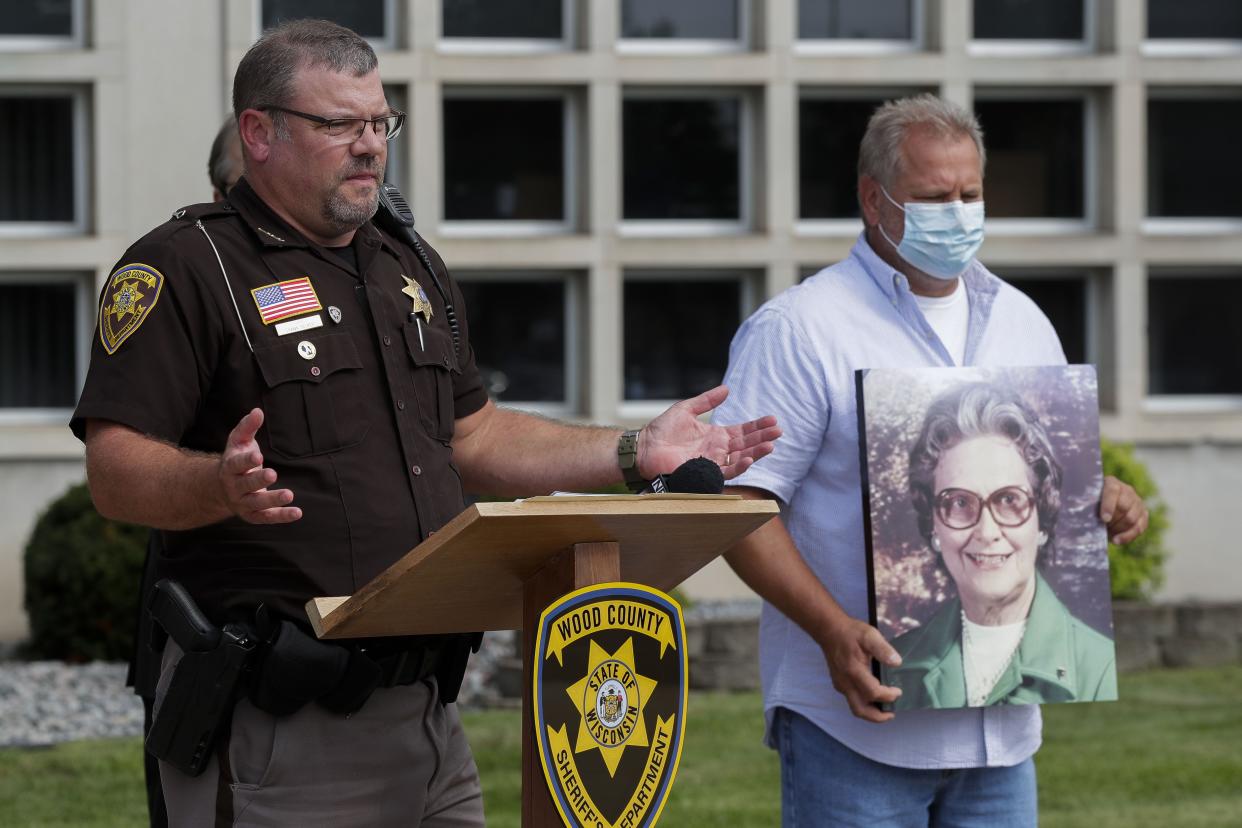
[306, 496, 776, 640]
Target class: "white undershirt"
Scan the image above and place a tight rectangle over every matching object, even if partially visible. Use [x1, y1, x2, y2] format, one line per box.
[961, 613, 1027, 707]
[912, 278, 970, 365]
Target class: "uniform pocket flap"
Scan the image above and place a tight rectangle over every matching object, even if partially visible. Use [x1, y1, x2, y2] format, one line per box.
[403, 322, 459, 374]
[254, 332, 362, 387]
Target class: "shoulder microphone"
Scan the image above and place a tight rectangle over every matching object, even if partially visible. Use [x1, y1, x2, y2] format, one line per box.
[640, 457, 724, 495]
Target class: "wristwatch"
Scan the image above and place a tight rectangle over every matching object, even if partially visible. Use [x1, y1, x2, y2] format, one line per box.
[617, 429, 645, 492]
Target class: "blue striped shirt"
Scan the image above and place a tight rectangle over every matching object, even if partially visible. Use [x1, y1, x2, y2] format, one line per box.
[713, 235, 1066, 768]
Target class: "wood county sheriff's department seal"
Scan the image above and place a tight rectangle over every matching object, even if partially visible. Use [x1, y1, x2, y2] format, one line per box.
[534, 583, 688, 828]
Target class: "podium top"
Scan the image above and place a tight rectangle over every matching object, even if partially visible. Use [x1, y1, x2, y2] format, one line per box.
[307, 496, 778, 639]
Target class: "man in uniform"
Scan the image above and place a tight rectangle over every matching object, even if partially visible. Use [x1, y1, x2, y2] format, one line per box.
[712, 95, 1147, 826]
[72, 20, 779, 826]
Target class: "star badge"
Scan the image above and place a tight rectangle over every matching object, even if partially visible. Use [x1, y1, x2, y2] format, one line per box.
[401, 275, 434, 323]
[566, 637, 658, 778]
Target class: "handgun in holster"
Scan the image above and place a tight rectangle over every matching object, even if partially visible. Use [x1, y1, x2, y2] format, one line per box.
[144, 578, 257, 777]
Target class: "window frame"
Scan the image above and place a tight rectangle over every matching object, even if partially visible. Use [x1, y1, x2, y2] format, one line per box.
[455, 269, 582, 417]
[0, 85, 90, 237]
[968, 0, 1095, 57]
[0, 0, 85, 51]
[973, 87, 1098, 234]
[619, 87, 754, 237]
[1143, 86, 1242, 235]
[619, 268, 759, 415]
[438, 87, 579, 238]
[794, 85, 933, 236]
[256, 0, 398, 50]
[0, 270, 94, 423]
[794, 0, 925, 56]
[1142, 1, 1242, 56]
[1143, 267, 1242, 412]
[437, 0, 574, 54]
[616, 0, 750, 55]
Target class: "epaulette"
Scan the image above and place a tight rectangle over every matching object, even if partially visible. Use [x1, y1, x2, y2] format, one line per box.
[168, 200, 237, 223]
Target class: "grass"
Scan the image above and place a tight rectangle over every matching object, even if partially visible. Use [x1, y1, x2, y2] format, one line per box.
[1, 667, 1239, 826]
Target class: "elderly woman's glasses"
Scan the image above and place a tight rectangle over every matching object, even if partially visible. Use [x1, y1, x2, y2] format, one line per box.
[935, 486, 1034, 530]
[261, 106, 405, 142]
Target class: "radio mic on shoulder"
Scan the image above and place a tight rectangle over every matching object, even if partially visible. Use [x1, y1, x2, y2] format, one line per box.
[640, 457, 724, 495]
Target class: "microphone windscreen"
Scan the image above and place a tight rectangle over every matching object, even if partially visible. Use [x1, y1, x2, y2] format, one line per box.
[664, 457, 725, 494]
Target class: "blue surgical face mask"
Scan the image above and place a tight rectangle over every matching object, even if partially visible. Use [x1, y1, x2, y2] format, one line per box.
[877, 186, 985, 280]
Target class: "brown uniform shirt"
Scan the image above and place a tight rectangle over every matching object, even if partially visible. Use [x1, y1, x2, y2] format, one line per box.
[71, 178, 487, 624]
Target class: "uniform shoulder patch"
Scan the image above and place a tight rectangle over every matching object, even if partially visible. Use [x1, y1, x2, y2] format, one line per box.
[99, 263, 165, 354]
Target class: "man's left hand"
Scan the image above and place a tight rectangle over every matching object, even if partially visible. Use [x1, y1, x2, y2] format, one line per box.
[638, 385, 781, 480]
[1100, 475, 1148, 545]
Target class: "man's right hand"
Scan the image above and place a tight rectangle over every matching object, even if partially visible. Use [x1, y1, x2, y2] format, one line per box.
[819, 616, 902, 723]
[218, 408, 301, 524]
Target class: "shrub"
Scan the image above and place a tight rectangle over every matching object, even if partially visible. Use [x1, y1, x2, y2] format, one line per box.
[22, 482, 148, 662]
[1101, 440, 1170, 600]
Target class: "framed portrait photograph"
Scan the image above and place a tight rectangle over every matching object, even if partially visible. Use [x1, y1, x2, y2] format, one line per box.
[856, 365, 1118, 711]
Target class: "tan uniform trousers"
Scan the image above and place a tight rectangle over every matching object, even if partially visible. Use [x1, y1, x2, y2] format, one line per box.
[154, 643, 484, 827]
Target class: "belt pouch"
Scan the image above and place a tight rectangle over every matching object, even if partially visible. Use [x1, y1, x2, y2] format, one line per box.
[248, 619, 348, 716]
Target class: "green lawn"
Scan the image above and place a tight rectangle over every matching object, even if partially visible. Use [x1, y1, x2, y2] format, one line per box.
[2, 667, 1239, 826]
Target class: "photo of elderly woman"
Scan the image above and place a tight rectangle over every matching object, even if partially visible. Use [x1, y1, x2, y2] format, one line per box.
[857, 365, 1117, 711]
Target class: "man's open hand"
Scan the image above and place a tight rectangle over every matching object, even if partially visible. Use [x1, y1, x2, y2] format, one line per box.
[638, 385, 781, 480]
[218, 408, 301, 524]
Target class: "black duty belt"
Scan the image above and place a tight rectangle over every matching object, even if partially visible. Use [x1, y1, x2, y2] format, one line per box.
[248, 618, 444, 717]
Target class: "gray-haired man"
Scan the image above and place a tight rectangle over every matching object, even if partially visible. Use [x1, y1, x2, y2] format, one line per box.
[713, 94, 1147, 826]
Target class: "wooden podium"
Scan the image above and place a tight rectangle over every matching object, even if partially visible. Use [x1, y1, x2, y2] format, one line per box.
[306, 495, 778, 826]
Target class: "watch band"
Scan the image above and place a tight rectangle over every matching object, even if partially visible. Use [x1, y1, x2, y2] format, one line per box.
[617, 429, 645, 492]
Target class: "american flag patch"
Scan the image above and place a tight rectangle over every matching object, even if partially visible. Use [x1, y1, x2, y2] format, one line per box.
[250, 277, 322, 325]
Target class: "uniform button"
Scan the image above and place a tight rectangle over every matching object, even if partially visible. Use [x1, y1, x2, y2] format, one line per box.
[397, 399, 405, 410]
[442, 356, 450, 367]
[411, 465, 422, 476]
[310, 366, 321, 377]
[383, 336, 391, 346]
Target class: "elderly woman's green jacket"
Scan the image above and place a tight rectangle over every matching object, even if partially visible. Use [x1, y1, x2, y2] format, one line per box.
[888, 573, 1118, 710]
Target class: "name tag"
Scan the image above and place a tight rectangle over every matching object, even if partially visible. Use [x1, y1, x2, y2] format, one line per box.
[275, 314, 324, 336]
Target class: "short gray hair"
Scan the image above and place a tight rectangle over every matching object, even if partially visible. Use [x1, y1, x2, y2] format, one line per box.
[858, 94, 986, 189]
[908, 383, 1062, 555]
[232, 19, 378, 139]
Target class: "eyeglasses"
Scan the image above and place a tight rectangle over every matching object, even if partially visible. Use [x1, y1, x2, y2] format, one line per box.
[934, 486, 1034, 530]
[261, 106, 405, 142]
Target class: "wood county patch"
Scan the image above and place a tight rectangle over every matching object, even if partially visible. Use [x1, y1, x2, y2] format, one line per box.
[99, 263, 165, 354]
[534, 583, 687, 828]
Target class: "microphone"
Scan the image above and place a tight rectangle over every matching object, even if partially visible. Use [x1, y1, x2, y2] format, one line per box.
[640, 457, 724, 495]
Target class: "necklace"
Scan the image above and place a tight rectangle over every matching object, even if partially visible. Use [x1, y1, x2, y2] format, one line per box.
[960, 610, 1026, 707]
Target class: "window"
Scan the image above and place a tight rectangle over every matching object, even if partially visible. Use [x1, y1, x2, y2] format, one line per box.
[458, 273, 578, 411]
[261, 0, 395, 48]
[441, 0, 570, 51]
[974, 94, 1089, 226]
[1147, 0, 1242, 52]
[1147, 91, 1242, 228]
[0, 0, 82, 49]
[798, 89, 930, 226]
[1148, 272, 1242, 400]
[797, 0, 921, 51]
[997, 271, 1091, 365]
[971, 0, 1090, 53]
[382, 84, 407, 191]
[619, 0, 746, 51]
[0, 274, 91, 413]
[623, 272, 754, 402]
[622, 92, 748, 232]
[0, 88, 88, 234]
[441, 91, 575, 233]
